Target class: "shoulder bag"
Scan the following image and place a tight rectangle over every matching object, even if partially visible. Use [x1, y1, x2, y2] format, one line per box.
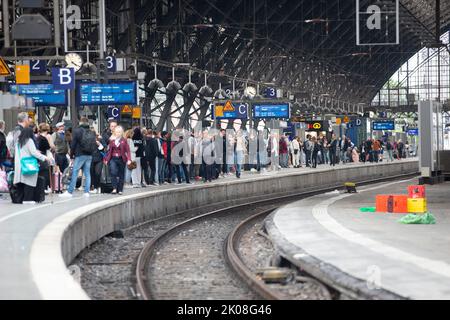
[18, 144, 40, 176]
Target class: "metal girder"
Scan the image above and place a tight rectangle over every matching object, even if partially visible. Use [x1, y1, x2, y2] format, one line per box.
[156, 87, 179, 131]
[178, 90, 199, 129]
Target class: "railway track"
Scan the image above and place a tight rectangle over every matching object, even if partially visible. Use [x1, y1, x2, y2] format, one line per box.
[136, 173, 417, 300]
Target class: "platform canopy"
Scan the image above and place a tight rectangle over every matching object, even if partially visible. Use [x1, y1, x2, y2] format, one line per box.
[1, 0, 449, 107]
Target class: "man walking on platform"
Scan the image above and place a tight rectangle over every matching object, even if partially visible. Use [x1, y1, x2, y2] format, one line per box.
[60, 117, 97, 198]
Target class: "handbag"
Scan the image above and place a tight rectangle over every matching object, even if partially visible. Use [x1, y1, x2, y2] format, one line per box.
[46, 149, 55, 166]
[127, 161, 137, 170]
[17, 145, 39, 176]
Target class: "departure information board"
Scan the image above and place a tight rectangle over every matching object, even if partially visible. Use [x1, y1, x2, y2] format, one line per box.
[78, 82, 137, 106]
[10, 84, 67, 106]
[253, 103, 290, 119]
[372, 121, 395, 131]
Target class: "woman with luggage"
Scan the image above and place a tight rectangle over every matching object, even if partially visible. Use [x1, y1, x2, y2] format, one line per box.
[13, 127, 50, 204]
[104, 126, 131, 195]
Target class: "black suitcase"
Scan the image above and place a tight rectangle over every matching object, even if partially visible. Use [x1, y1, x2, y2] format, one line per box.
[100, 163, 113, 194]
[34, 176, 46, 203]
[101, 184, 114, 194]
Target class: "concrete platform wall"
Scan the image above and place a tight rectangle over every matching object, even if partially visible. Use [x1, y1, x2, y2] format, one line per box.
[61, 160, 419, 266]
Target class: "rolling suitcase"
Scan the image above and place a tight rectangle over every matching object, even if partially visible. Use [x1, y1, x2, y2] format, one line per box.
[100, 163, 113, 194]
[53, 172, 64, 193]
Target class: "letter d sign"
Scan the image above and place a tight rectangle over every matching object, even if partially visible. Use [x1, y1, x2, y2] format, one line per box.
[52, 68, 75, 90]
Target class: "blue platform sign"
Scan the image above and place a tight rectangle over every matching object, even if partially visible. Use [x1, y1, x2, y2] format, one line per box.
[52, 68, 75, 90]
[212, 101, 248, 120]
[106, 56, 117, 72]
[407, 129, 419, 136]
[107, 106, 120, 121]
[372, 121, 395, 131]
[30, 60, 47, 75]
[356, 118, 363, 127]
[10, 84, 67, 106]
[78, 82, 137, 106]
[264, 87, 277, 99]
[253, 103, 290, 119]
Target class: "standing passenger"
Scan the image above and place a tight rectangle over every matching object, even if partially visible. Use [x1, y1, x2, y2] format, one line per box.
[13, 128, 50, 204]
[104, 126, 131, 195]
[51, 122, 70, 173]
[291, 136, 300, 168]
[131, 127, 145, 187]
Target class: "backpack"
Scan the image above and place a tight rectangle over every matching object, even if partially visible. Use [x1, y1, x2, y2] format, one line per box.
[79, 128, 97, 155]
[303, 140, 310, 152]
[386, 142, 392, 150]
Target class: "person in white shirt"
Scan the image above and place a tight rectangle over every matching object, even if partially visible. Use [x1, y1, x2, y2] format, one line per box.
[291, 136, 301, 168]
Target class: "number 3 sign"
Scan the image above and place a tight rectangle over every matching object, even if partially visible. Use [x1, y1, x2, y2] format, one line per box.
[105, 56, 116, 72]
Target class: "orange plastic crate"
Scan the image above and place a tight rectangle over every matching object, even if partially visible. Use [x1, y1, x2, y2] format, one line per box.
[376, 195, 390, 212]
[408, 185, 426, 199]
[390, 195, 409, 214]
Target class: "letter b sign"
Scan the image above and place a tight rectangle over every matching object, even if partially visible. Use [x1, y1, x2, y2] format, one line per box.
[52, 68, 75, 90]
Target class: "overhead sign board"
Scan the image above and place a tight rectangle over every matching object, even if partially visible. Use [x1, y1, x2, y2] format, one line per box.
[305, 121, 330, 132]
[356, 0, 399, 46]
[132, 107, 142, 119]
[78, 82, 137, 106]
[407, 129, 419, 136]
[30, 60, 47, 75]
[212, 101, 248, 120]
[253, 103, 290, 119]
[10, 84, 68, 106]
[122, 105, 133, 113]
[264, 87, 277, 99]
[106, 56, 117, 72]
[107, 106, 120, 121]
[373, 121, 395, 131]
[52, 68, 75, 90]
[16, 65, 30, 84]
[356, 118, 363, 126]
[0, 57, 11, 76]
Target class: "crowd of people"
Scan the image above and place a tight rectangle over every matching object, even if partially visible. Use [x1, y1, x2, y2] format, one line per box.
[0, 113, 412, 204]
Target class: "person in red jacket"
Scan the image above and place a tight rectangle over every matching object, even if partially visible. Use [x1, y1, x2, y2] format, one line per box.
[104, 126, 131, 195]
[279, 135, 289, 168]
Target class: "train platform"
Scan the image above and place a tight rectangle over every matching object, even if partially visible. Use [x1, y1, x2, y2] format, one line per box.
[0, 159, 418, 300]
[267, 178, 450, 300]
